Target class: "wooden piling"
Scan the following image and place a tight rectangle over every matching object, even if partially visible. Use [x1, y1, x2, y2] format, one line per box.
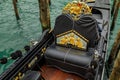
[108, 30, 120, 65]
[48, 0, 51, 5]
[110, 1, 120, 31]
[38, 0, 51, 32]
[13, 0, 20, 20]
[109, 50, 120, 80]
[111, 0, 117, 16]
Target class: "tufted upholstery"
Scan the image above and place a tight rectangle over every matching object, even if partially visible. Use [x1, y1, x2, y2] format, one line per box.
[44, 14, 101, 79]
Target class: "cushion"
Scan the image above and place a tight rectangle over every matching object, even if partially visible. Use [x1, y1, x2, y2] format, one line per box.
[45, 44, 92, 67]
[54, 14, 100, 49]
[74, 14, 100, 47]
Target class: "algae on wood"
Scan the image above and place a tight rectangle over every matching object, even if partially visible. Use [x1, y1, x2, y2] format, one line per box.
[109, 50, 120, 80]
[38, 0, 51, 31]
[108, 30, 120, 65]
[111, 0, 117, 16]
[13, 0, 20, 20]
[111, 0, 120, 31]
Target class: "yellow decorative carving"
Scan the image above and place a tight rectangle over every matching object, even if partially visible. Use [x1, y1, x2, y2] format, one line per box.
[69, 33, 75, 45]
[59, 33, 84, 49]
[59, 35, 68, 45]
[57, 30, 89, 42]
[75, 38, 83, 48]
[63, 0, 92, 20]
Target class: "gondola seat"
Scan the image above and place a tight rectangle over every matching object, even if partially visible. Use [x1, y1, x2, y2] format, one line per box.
[44, 14, 101, 79]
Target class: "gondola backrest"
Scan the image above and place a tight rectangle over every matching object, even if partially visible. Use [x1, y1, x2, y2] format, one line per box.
[74, 14, 100, 48]
[54, 14, 74, 35]
[53, 14, 100, 50]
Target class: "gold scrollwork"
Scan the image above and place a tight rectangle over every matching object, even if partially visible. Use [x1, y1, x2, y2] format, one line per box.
[59, 33, 83, 49]
[63, 0, 92, 20]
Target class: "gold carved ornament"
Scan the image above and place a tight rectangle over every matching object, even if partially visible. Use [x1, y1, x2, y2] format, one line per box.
[62, 0, 92, 20]
[59, 33, 83, 49]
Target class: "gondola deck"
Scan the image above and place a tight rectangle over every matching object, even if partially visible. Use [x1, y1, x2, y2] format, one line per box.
[41, 65, 83, 80]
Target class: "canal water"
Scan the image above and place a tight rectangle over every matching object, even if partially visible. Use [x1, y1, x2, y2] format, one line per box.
[0, 0, 72, 74]
[0, 0, 120, 78]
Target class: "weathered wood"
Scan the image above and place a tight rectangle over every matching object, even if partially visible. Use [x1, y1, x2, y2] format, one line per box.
[48, 0, 51, 5]
[110, 1, 120, 31]
[109, 50, 120, 80]
[41, 65, 84, 80]
[108, 30, 120, 64]
[111, 0, 117, 16]
[38, 0, 51, 31]
[13, 0, 20, 20]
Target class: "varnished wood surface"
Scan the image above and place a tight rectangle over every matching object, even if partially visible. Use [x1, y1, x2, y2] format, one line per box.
[40, 65, 84, 80]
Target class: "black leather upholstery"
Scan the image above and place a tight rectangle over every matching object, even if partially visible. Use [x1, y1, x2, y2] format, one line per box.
[44, 14, 102, 79]
[45, 44, 92, 67]
[74, 15, 100, 47]
[54, 14, 74, 36]
[54, 14, 100, 48]
[44, 44, 94, 78]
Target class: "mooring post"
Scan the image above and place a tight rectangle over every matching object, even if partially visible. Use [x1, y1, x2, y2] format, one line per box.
[38, 0, 51, 32]
[110, 1, 120, 31]
[111, 0, 117, 16]
[108, 30, 120, 65]
[109, 50, 120, 80]
[48, 0, 51, 5]
[13, 0, 20, 20]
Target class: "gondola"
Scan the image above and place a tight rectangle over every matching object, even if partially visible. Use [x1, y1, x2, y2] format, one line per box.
[0, 0, 110, 80]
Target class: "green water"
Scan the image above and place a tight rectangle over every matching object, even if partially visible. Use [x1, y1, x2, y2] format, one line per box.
[0, 0, 120, 77]
[0, 0, 72, 74]
[107, 0, 120, 59]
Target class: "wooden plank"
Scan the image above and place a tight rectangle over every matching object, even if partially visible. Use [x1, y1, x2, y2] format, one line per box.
[111, 0, 117, 16]
[94, 0, 110, 10]
[109, 50, 120, 80]
[40, 65, 84, 80]
[108, 30, 120, 65]
[111, 1, 120, 31]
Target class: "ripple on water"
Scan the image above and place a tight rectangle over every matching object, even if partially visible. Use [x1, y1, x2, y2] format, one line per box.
[0, 0, 119, 76]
